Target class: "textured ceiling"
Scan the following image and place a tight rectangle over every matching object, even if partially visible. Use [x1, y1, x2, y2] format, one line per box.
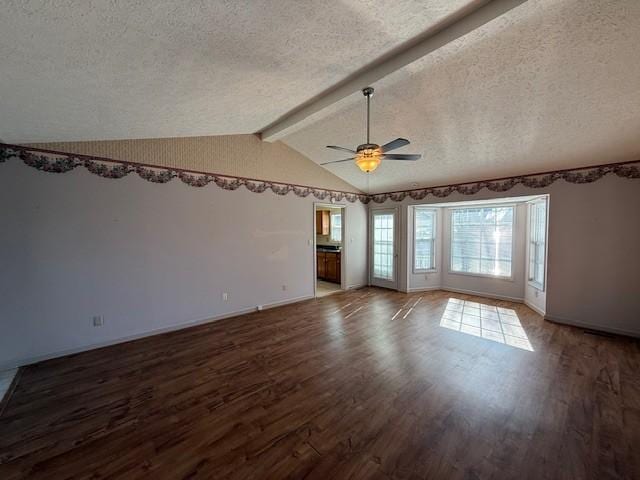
[282, 0, 640, 193]
[0, 0, 473, 143]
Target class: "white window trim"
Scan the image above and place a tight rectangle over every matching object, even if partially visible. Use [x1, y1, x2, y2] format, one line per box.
[412, 206, 438, 274]
[447, 203, 517, 281]
[527, 198, 548, 292]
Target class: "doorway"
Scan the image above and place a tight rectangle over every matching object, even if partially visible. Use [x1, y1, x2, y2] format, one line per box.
[370, 208, 398, 290]
[314, 203, 345, 297]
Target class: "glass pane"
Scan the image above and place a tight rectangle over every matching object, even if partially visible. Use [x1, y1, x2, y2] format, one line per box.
[450, 206, 514, 277]
[330, 212, 342, 242]
[414, 209, 435, 270]
[528, 199, 547, 286]
[373, 213, 394, 280]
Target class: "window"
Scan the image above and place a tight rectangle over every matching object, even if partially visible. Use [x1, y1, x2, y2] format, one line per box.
[414, 208, 436, 271]
[528, 199, 547, 289]
[450, 206, 514, 278]
[330, 212, 342, 242]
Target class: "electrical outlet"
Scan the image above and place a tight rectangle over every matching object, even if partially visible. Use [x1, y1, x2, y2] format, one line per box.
[257, 305, 263, 311]
[222, 292, 229, 301]
[92, 316, 104, 327]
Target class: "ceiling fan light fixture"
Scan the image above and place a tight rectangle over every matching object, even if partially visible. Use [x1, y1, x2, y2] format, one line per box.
[322, 86, 421, 172]
[356, 154, 381, 173]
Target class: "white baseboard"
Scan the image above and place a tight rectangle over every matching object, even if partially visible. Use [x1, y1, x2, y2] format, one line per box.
[346, 283, 367, 290]
[544, 314, 640, 338]
[524, 299, 546, 316]
[0, 294, 314, 370]
[407, 286, 442, 293]
[402, 285, 524, 303]
[260, 294, 314, 310]
[440, 287, 524, 303]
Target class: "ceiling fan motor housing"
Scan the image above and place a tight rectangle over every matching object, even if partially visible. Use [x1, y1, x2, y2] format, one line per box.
[357, 143, 380, 154]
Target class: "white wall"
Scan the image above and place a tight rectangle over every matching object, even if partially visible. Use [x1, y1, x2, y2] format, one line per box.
[0, 161, 368, 368]
[376, 175, 640, 336]
[545, 176, 640, 336]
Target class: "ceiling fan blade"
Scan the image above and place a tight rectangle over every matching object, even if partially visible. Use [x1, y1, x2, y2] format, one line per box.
[320, 157, 355, 165]
[381, 153, 421, 161]
[380, 138, 410, 153]
[326, 145, 357, 154]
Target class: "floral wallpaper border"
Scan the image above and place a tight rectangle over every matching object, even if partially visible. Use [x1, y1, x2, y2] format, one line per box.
[370, 160, 640, 203]
[0, 143, 368, 203]
[1, 143, 639, 204]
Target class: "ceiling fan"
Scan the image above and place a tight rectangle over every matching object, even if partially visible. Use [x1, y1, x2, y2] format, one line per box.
[321, 86, 421, 173]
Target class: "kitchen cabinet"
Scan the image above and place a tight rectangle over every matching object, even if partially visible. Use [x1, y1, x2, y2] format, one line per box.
[317, 251, 326, 279]
[316, 210, 330, 236]
[316, 250, 341, 283]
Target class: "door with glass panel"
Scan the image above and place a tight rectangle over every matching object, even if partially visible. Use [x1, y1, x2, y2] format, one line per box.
[370, 209, 398, 289]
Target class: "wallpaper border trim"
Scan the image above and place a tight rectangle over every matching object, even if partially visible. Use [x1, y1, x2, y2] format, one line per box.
[0, 143, 368, 203]
[1, 143, 639, 204]
[369, 159, 640, 203]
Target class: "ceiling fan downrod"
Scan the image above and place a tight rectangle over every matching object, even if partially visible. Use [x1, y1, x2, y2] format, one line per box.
[363, 87, 374, 145]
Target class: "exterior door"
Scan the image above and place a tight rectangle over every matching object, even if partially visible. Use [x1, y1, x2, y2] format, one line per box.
[370, 208, 398, 289]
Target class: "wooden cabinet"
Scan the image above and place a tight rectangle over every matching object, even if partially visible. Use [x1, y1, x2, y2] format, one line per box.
[325, 252, 339, 282]
[316, 251, 326, 279]
[316, 251, 341, 283]
[316, 210, 330, 236]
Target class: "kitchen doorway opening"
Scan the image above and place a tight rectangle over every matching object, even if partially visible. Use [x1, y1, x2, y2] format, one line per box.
[314, 203, 345, 298]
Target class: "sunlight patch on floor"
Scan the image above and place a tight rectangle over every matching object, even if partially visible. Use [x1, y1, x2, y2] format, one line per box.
[440, 298, 534, 351]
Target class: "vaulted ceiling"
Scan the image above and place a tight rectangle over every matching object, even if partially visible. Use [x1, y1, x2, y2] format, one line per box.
[2, 0, 639, 193]
[0, 0, 468, 142]
[281, 0, 640, 192]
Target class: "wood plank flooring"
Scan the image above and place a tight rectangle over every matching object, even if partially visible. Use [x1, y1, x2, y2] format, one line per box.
[0, 288, 638, 479]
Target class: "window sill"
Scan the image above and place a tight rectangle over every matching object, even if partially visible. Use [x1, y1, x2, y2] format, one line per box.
[447, 270, 514, 282]
[413, 268, 438, 275]
[528, 280, 545, 292]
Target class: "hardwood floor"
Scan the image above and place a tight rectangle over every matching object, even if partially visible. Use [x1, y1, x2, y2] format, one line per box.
[1, 288, 638, 479]
[316, 280, 342, 298]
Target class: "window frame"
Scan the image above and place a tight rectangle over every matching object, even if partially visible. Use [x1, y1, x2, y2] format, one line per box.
[330, 211, 342, 243]
[527, 198, 548, 291]
[447, 203, 517, 281]
[412, 207, 438, 274]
